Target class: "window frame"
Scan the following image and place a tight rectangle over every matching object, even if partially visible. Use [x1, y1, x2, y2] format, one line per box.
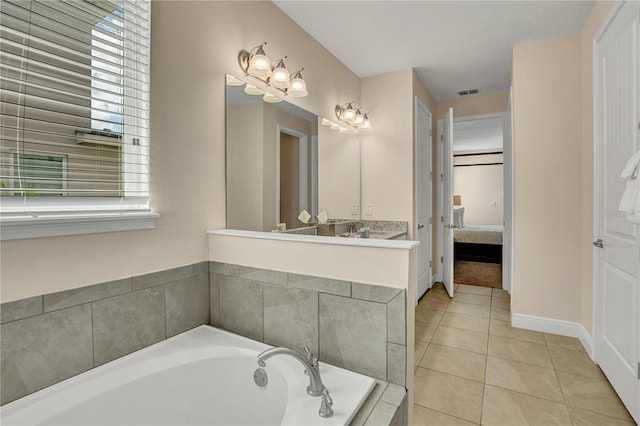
[0, 0, 157, 240]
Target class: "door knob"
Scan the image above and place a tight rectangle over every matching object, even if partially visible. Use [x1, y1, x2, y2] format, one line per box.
[418, 224, 425, 230]
[446, 224, 454, 229]
[593, 239, 604, 248]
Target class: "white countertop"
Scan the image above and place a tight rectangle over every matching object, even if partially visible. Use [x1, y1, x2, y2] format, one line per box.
[208, 229, 419, 250]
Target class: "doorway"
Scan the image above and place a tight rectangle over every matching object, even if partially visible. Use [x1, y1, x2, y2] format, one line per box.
[276, 126, 311, 230]
[438, 111, 513, 293]
[415, 97, 433, 302]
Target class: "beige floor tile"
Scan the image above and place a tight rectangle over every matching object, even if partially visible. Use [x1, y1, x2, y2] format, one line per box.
[488, 334, 553, 368]
[447, 301, 491, 318]
[440, 311, 489, 334]
[453, 293, 491, 306]
[419, 343, 487, 382]
[548, 348, 606, 380]
[491, 288, 510, 299]
[489, 319, 545, 344]
[544, 333, 586, 353]
[415, 341, 429, 366]
[418, 297, 451, 311]
[414, 368, 484, 423]
[491, 297, 511, 310]
[490, 306, 510, 321]
[456, 284, 492, 296]
[567, 407, 636, 425]
[413, 404, 478, 426]
[556, 371, 634, 422]
[431, 325, 488, 354]
[415, 320, 438, 343]
[482, 384, 572, 426]
[485, 356, 564, 402]
[415, 306, 445, 323]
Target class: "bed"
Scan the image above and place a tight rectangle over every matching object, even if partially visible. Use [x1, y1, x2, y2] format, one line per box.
[454, 223, 503, 264]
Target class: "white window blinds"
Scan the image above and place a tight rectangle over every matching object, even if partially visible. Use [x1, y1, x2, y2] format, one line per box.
[0, 0, 150, 214]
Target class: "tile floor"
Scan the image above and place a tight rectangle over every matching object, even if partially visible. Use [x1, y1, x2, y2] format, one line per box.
[413, 283, 636, 426]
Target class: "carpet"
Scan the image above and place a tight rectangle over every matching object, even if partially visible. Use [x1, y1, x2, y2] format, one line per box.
[454, 260, 502, 288]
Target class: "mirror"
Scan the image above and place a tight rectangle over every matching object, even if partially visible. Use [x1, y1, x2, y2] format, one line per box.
[226, 74, 361, 232]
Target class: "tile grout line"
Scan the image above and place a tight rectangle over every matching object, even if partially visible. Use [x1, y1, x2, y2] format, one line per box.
[413, 400, 482, 425]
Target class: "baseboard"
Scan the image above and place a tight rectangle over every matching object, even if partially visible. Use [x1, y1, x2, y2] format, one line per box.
[511, 313, 594, 359]
[578, 325, 595, 361]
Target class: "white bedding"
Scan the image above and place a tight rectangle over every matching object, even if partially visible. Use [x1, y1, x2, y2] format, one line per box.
[454, 224, 503, 245]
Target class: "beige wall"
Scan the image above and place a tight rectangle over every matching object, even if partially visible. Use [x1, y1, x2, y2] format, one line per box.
[361, 70, 415, 234]
[453, 159, 504, 225]
[580, 0, 615, 335]
[0, 1, 361, 303]
[512, 32, 583, 322]
[436, 91, 509, 121]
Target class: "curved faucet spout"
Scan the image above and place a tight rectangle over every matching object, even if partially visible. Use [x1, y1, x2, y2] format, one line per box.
[257, 347, 324, 396]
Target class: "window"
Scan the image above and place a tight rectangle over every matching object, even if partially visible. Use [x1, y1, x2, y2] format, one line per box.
[0, 0, 155, 239]
[9, 152, 65, 197]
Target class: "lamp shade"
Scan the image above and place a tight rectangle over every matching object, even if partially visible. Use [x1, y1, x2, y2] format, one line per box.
[225, 74, 244, 86]
[247, 45, 272, 78]
[342, 103, 356, 123]
[263, 92, 282, 103]
[362, 113, 371, 129]
[287, 69, 308, 97]
[270, 59, 290, 89]
[244, 84, 264, 96]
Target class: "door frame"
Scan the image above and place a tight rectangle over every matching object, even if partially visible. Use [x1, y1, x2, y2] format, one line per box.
[436, 111, 514, 292]
[276, 125, 308, 224]
[414, 96, 433, 299]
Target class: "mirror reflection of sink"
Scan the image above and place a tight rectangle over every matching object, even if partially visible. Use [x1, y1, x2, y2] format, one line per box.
[368, 230, 388, 235]
[338, 232, 357, 238]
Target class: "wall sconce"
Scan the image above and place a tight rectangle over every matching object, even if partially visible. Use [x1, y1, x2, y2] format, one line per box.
[335, 102, 371, 130]
[238, 42, 308, 98]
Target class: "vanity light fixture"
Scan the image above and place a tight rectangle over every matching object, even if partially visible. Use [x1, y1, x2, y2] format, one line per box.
[238, 42, 308, 97]
[335, 102, 371, 130]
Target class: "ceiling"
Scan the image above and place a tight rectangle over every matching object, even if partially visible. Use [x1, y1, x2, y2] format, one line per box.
[273, 1, 595, 100]
[453, 116, 504, 152]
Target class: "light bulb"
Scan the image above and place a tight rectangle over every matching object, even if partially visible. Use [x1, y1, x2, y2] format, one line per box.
[342, 103, 356, 123]
[247, 44, 272, 79]
[287, 69, 308, 97]
[269, 58, 290, 89]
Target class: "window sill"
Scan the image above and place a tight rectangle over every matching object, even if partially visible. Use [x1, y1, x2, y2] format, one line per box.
[0, 211, 160, 240]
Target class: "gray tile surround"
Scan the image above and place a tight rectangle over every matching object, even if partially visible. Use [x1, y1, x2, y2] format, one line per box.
[1, 259, 408, 419]
[0, 262, 210, 405]
[211, 261, 407, 385]
[1, 304, 93, 405]
[320, 293, 387, 379]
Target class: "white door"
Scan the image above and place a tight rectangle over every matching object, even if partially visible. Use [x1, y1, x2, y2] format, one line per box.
[594, 1, 640, 422]
[503, 90, 514, 294]
[442, 108, 455, 297]
[416, 98, 432, 302]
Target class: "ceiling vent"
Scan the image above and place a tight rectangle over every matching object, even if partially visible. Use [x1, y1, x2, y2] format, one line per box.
[457, 88, 479, 96]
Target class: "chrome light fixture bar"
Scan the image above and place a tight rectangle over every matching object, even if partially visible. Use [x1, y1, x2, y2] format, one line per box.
[238, 42, 308, 98]
[335, 102, 371, 130]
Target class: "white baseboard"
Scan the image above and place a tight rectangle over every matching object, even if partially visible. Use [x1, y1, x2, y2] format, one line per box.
[511, 313, 594, 360]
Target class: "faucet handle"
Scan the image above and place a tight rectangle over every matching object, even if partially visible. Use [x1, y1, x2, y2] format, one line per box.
[304, 345, 318, 367]
[318, 388, 333, 418]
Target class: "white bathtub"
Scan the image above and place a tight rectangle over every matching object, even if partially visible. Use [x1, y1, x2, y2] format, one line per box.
[1, 325, 375, 425]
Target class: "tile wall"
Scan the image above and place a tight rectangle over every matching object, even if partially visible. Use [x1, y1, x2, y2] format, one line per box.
[0, 262, 209, 405]
[210, 261, 407, 385]
[1, 261, 407, 413]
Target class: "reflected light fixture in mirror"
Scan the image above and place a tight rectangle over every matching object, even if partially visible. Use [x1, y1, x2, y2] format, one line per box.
[244, 84, 264, 96]
[238, 42, 308, 98]
[335, 103, 371, 130]
[263, 92, 282, 103]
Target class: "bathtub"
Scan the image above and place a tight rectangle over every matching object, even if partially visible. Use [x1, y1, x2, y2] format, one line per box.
[1, 325, 375, 425]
